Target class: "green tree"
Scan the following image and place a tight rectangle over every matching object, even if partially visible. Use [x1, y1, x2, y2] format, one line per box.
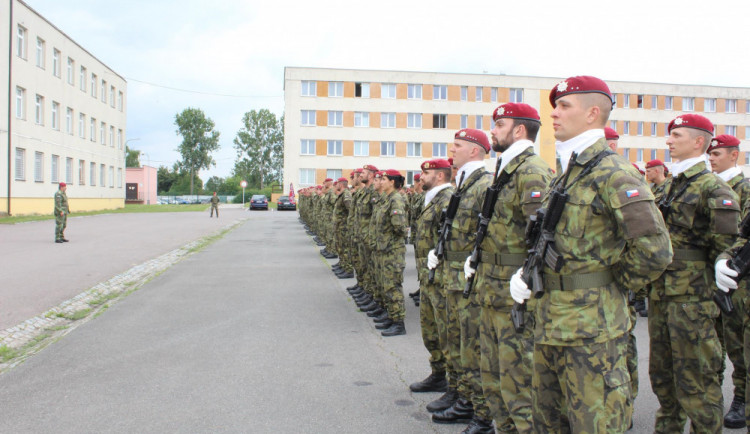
[204, 176, 225, 194]
[233, 109, 283, 190]
[157, 165, 178, 194]
[126, 146, 141, 168]
[174, 108, 221, 195]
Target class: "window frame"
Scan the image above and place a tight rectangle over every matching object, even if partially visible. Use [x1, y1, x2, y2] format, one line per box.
[380, 141, 395, 157]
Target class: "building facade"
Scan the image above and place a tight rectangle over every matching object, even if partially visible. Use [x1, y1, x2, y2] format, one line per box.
[1, 0, 127, 216]
[282, 67, 750, 192]
[125, 165, 157, 205]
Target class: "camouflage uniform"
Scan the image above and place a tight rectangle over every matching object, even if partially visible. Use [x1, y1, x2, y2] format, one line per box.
[54, 189, 69, 241]
[325, 188, 337, 253]
[475, 147, 551, 432]
[334, 188, 354, 274]
[533, 138, 672, 433]
[210, 195, 220, 217]
[357, 185, 376, 298]
[410, 191, 424, 244]
[349, 187, 364, 284]
[369, 191, 386, 304]
[444, 167, 493, 419]
[376, 190, 408, 321]
[649, 160, 739, 433]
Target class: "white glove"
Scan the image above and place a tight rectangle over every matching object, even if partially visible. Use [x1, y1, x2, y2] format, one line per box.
[464, 256, 475, 280]
[427, 249, 439, 270]
[510, 268, 531, 304]
[715, 259, 738, 293]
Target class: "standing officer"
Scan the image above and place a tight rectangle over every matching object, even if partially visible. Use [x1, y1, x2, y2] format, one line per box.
[463, 103, 552, 433]
[54, 182, 70, 243]
[510, 76, 672, 432]
[209, 191, 220, 218]
[649, 114, 739, 433]
[707, 133, 750, 428]
[428, 129, 493, 430]
[332, 177, 354, 279]
[352, 166, 379, 310]
[605, 126, 619, 151]
[646, 159, 669, 197]
[409, 173, 425, 304]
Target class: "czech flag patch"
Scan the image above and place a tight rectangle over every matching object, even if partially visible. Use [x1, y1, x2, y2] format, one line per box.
[625, 189, 640, 198]
[530, 191, 541, 198]
[723, 199, 733, 206]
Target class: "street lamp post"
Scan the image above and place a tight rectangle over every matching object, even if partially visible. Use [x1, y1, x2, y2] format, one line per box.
[240, 180, 247, 208]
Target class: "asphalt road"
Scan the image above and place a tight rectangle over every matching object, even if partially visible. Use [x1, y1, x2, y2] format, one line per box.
[0, 210, 745, 433]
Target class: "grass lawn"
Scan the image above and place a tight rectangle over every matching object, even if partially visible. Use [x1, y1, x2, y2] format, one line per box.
[0, 204, 209, 225]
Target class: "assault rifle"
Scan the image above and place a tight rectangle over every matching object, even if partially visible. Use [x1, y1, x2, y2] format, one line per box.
[717, 212, 750, 315]
[429, 172, 466, 284]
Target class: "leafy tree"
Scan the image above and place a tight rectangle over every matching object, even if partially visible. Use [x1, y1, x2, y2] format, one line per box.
[174, 108, 220, 195]
[157, 165, 178, 194]
[126, 146, 141, 168]
[233, 109, 283, 190]
[204, 176, 225, 194]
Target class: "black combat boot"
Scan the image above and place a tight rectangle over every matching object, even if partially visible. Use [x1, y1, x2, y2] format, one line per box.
[634, 299, 648, 317]
[381, 321, 405, 336]
[360, 301, 380, 312]
[337, 271, 354, 279]
[375, 319, 393, 330]
[431, 398, 473, 424]
[724, 395, 745, 428]
[409, 371, 447, 393]
[346, 284, 361, 293]
[332, 264, 342, 271]
[373, 311, 390, 323]
[461, 415, 493, 434]
[349, 287, 364, 296]
[427, 388, 459, 413]
[354, 294, 372, 305]
[367, 307, 385, 317]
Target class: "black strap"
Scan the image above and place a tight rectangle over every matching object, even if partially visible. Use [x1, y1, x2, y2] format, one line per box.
[663, 169, 709, 208]
[562, 149, 615, 192]
[457, 169, 489, 196]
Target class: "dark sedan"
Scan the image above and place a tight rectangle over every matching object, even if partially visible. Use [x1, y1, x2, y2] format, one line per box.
[276, 196, 296, 211]
[249, 194, 268, 210]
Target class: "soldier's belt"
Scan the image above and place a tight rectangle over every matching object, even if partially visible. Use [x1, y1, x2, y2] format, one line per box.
[478, 252, 525, 267]
[543, 269, 614, 291]
[445, 251, 472, 262]
[672, 248, 709, 262]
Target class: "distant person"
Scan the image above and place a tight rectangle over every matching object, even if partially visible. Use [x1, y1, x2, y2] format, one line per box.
[54, 182, 69, 243]
[605, 126, 619, 151]
[210, 192, 220, 218]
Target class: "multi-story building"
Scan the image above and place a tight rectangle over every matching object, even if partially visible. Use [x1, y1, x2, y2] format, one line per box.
[282, 67, 750, 192]
[0, 0, 127, 216]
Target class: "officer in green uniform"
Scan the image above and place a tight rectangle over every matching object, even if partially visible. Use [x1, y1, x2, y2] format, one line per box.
[463, 103, 552, 433]
[332, 177, 354, 279]
[367, 172, 389, 319]
[209, 191, 220, 218]
[409, 159, 454, 397]
[346, 169, 365, 292]
[352, 166, 379, 310]
[510, 76, 672, 433]
[707, 134, 750, 428]
[54, 182, 70, 243]
[646, 159, 669, 198]
[408, 174, 425, 304]
[429, 129, 493, 430]
[648, 114, 739, 433]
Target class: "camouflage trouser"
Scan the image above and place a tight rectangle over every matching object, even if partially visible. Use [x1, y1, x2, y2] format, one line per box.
[532, 334, 631, 433]
[724, 285, 748, 401]
[358, 243, 374, 296]
[716, 312, 727, 384]
[744, 291, 750, 427]
[479, 305, 534, 432]
[627, 305, 639, 401]
[350, 234, 361, 278]
[419, 275, 447, 373]
[379, 245, 405, 321]
[55, 214, 66, 240]
[459, 290, 490, 420]
[372, 247, 383, 304]
[649, 299, 723, 433]
[445, 290, 468, 398]
[210, 204, 218, 217]
[335, 226, 353, 273]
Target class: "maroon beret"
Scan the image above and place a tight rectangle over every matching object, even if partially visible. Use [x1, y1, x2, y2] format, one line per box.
[384, 169, 403, 178]
[337, 177, 348, 183]
[374, 171, 384, 178]
[413, 173, 421, 181]
[421, 158, 452, 170]
[454, 128, 490, 152]
[324, 178, 333, 182]
[645, 159, 665, 169]
[59, 182, 66, 187]
[708, 134, 741, 153]
[667, 114, 714, 135]
[316, 185, 322, 189]
[549, 76, 614, 108]
[448, 158, 454, 167]
[492, 103, 541, 123]
[363, 164, 379, 172]
[353, 168, 363, 173]
[604, 127, 619, 140]
[633, 163, 645, 175]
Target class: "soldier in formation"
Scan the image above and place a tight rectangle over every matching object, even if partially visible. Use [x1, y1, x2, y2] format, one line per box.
[54, 181, 70, 243]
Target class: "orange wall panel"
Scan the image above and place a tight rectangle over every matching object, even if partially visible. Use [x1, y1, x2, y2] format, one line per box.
[739, 126, 746, 139]
[343, 82, 355, 98]
[674, 97, 682, 111]
[483, 87, 491, 103]
[343, 140, 353, 157]
[343, 111, 354, 127]
[498, 88, 509, 103]
[316, 110, 326, 127]
[369, 141, 380, 157]
[395, 142, 407, 158]
[316, 139, 326, 156]
[396, 83, 407, 99]
[657, 123, 665, 137]
[448, 85, 460, 101]
[424, 84, 433, 101]
[470, 86, 479, 102]
[657, 95, 664, 110]
[316, 169, 327, 184]
[695, 98, 704, 112]
[371, 82, 381, 99]
[317, 82, 327, 97]
[396, 112, 407, 129]
[371, 112, 381, 128]
[717, 98, 725, 113]
[422, 113, 432, 129]
[447, 114, 460, 130]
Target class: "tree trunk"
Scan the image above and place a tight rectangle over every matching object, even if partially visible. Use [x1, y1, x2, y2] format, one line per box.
[190, 168, 194, 195]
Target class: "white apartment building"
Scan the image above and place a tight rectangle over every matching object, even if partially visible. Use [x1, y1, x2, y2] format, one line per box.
[282, 67, 750, 193]
[0, 0, 127, 216]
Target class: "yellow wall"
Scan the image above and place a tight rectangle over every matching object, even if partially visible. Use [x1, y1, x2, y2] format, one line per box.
[6, 197, 124, 216]
[538, 90, 558, 171]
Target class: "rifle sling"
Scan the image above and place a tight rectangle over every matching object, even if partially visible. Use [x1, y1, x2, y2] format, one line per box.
[661, 169, 709, 215]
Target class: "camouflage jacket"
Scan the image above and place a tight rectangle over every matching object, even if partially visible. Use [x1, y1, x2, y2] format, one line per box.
[375, 190, 408, 251]
[476, 148, 553, 308]
[54, 190, 69, 215]
[349, 187, 363, 240]
[357, 185, 375, 245]
[536, 138, 672, 346]
[651, 161, 740, 301]
[210, 196, 220, 205]
[415, 185, 454, 285]
[410, 192, 424, 227]
[728, 173, 750, 219]
[444, 167, 493, 291]
[368, 192, 385, 250]
[333, 189, 352, 229]
[651, 178, 669, 198]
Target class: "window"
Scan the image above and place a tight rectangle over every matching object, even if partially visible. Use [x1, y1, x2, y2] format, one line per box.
[637, 121, 643, 136]
[407, 142, 422, 157]
[664, 150, 671, 163]
[705, 98, 716, 112]
[35, 95, 44, 125]
[510, 88, 524, 103]
[90, 118, 96, 142]
[301, 110, 316, 126]
[623, 148, 630, 159]
[637, 149, 643, 161]
[51, 155, 59, 183]
[80, 66, 87, 91]
[637, 95, 644, 108]
[328, 82, 343, 97]
[610, 120, 616, 130]
[747, 153, 750, 165]
[682, 97, 694, 111]
[382, 83, 396, 99]
[326, 169, 342, 180]
[432, 142, 447, 157]
[651, 149, 657, 160]
[327, 140, 342, 156]
[51, 102, 59, 130]
[91, 73, 97, 97]
[118, 91, 123, 111]
[407, 84, 422, 99]
[78, 160, 85, 185]
[79, 113, 85, 139]
[380, 141, 395, 156]
[664, 123, 670, 137]
[623, 94, 630, 108]
[67, 58, 74, 85]
[475, 87, 483, 102]
[381, 112, 396, 128]
[652, 95, 658, 109]
[300, 139, 315, 155]
[461, 115, 468, 129]
[66, 158, 73, 184]
[110, 86, 115, 107]
[34, 152, 43, 182]
[665, 96, 673, 110]
[101, 122, 106, 145]
[651, 122, 657, 137]
[475, 115, 483, 130]
[15, 87, 25, 119]
[726, 125, 737, 136]
[301, 81, 316, 96]
[100, 163, 106, 187]
[118, 129, 123, 149]
[355, 82, 370, 98]
[407, 113, 421, 128]
[15, 148, 26, 180]
[52, 49, 60, 76]
[36, 38, 45, 68]
[406, 171, 418, 185]
[299, 168, 315, 185]
[726, 99, 737, 113]
[16, 25, 26, 58]
[66, 108, 73, 134]
[623, 122, 630, 135]
[354, 141, 369, 156]
[117, 168, 123, 188]
[101, 80, 107, 103]
[109, 166, 114, 187]
[327, 111, 342, 127]
[432, 114, 447, 129]
[433, 85, 447, 100]
[490, 150, 498, 158]
[90, 162, 96, 186]
[354, 112, 369, 127]
[109, 126, 115, 147]
[747, 101, 750, 113]
[460, 86, 468, 101]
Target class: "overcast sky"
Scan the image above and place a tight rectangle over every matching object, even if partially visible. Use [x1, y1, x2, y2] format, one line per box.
[24, 0, 750, 180]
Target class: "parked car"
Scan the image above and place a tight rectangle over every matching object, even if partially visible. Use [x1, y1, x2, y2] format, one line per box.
[249, 194, 268, 210]
[276, 196, 296, 211]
